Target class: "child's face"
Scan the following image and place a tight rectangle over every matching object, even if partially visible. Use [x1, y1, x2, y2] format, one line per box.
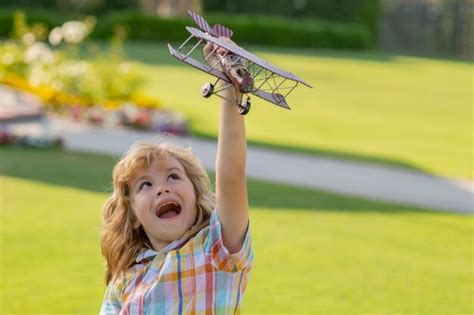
[129, 156, 197, 250]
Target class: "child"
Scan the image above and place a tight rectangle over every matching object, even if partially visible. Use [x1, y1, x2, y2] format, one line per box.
[100, 42, 253, 314]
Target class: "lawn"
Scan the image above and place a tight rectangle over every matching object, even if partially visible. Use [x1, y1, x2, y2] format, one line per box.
[1, 147, 472, 314]
[118, 42, 473, 180]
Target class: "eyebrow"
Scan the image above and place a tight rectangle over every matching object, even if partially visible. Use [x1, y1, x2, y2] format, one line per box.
[132, 175, 150, 187]
[132, 167, 184, 186]
[166, 166, 184, 173]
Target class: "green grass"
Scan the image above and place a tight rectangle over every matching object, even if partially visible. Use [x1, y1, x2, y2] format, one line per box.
[118, 41, 473, 180]
[1, 146, 472, 314]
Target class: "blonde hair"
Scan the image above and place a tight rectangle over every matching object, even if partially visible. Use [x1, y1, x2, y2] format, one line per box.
[100, 141, 215, 284]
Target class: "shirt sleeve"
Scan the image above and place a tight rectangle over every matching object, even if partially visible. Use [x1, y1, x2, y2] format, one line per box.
[203, 209, 253, 272]
[100, 278, 123, 314]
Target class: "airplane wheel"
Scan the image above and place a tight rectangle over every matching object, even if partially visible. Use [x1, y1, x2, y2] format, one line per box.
[201, 82, 214, 98]
[238, 98, 251, 115]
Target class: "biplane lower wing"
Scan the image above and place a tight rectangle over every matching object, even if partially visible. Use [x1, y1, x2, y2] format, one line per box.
[252, 89, 290, 109]
[168, 43, 231, 83]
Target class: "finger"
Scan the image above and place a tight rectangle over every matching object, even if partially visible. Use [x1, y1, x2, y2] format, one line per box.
[217, 46, 229, 56]
[203, 42, 214, 57]
[228, 68, 242, 86]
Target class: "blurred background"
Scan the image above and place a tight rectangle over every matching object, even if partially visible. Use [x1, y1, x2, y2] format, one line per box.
[1, 0, 472, 57]
[1, 0, 472, 314]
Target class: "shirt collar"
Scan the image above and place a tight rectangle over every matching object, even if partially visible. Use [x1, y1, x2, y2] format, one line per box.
[135, 229, 198, 263]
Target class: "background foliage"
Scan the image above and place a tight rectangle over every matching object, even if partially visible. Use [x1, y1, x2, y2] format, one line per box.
[0, 6, 374, 49]
[1, 0, 139, 15]
[203, 0, 379, 40]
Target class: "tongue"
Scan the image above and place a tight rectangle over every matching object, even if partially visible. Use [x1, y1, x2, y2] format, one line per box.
[160, 210, 179, 219]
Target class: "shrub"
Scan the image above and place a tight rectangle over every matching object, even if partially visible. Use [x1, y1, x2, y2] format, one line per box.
[94, 10, 371, 49]
[1, 0, 139, 15]
[205, 13, 371, 49]
[0, 9, 372, 50]
[0, 12, 145, 106]
[203, 0, 379, 42]
[92, 11, 190, 42]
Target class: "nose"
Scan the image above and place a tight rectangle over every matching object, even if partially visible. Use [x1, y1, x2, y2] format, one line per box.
[156, 187, 170, 196]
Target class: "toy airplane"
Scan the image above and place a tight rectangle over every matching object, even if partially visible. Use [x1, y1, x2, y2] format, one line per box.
[168, 11, 313, 115]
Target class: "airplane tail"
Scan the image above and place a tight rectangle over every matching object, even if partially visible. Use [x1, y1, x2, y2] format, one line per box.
[188, 11, 233, 38]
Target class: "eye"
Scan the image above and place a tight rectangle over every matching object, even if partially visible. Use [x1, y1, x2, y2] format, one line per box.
[138, 181, 152, 191]
[168, 173, 180, 181]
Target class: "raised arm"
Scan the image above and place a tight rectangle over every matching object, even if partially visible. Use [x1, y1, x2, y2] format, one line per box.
[215, 85, 249, 254]
[204, 42, 249, 254]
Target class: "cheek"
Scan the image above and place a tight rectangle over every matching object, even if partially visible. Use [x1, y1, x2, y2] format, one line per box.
[130, 203, 141, 222]
[189, 184, 198, 206]
[185, 183, 198, 212]
[131, 195, 148, 216]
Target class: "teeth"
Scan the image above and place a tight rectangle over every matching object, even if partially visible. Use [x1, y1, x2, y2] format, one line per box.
[159, 202, 178, 209]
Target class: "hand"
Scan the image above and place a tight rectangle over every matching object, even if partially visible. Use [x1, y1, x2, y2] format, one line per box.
[203, 40, 254, 93]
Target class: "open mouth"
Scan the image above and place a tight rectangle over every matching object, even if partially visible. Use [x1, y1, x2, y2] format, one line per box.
[156, 201, 182, 220]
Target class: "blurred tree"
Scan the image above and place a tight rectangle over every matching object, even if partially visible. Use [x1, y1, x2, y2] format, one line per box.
[2, 0, 57, 8]
[202, 0, 379, 42]
[1, 0, 139, 14]
[452, 0, 473, 59]
[138, 0, 201, 17]
[379, 0, 473, 59]
[202, 0, 378, 21]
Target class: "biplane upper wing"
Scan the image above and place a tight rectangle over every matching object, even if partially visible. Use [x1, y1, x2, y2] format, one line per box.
[168, 44, 231, 83]
[169, 13, 311, 110]
[186, 26, 313, 88]
[170, 42, 289, 108]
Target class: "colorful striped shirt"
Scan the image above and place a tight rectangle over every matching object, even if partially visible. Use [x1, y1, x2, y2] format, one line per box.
[100, 210, 253, 314]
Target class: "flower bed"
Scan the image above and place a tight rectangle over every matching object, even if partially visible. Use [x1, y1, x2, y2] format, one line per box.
[0, 11, 189, 136]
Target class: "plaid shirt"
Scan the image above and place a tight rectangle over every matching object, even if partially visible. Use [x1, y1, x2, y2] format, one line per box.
[100, 210, 253, 314]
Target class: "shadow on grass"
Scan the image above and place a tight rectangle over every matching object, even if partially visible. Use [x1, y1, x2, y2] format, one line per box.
[0, 146, 439, 214]
[0, 147, 116, 194]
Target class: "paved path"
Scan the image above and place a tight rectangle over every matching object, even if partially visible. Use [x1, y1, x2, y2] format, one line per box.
[3, 117, 472, 214]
